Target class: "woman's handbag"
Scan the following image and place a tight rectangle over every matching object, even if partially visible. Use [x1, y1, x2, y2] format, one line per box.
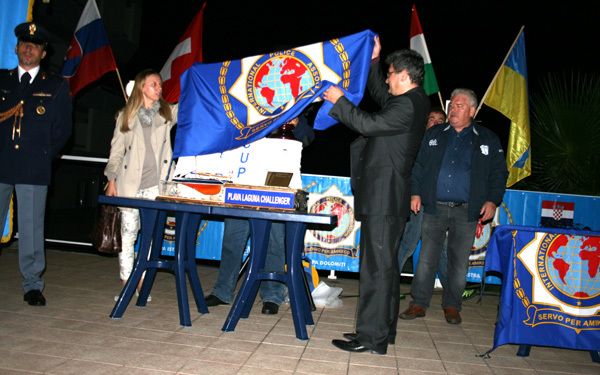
[92, 205, 122, 254]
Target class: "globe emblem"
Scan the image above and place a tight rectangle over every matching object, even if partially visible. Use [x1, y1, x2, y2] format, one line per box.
[252, 56, 315, 115]
[471, 222, 492, 255]
[309, 197, 354, 244]
[544, 234, 600, 301]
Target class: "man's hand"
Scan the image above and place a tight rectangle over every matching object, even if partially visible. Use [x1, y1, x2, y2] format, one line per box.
[286, 117, 299, 127]
[372, 35, 381, 60]
[479, 201, 497, 223]
[410, 195, 421, 214]
[323, 86, 344, 104]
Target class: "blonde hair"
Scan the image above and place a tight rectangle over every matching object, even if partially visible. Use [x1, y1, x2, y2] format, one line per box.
[120, 69, 172, 132]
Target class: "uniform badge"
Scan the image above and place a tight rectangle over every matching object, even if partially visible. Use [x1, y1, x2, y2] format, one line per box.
[36, 105, 46, 115]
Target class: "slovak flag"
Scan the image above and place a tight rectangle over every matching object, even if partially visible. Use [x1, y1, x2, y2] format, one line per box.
[160, 2, 205, 103]
[61, 0, 117, 96]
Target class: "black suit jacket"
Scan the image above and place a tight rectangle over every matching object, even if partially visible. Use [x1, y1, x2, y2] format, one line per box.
[0, 68, 72, 185]
[329, 62, 430, 218]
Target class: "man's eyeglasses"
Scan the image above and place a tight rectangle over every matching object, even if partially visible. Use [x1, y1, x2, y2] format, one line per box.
[386, 70, 398, 78]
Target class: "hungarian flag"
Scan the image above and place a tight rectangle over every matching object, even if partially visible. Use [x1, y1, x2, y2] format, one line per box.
[409, 4, 439, 96]
[160, 2, 205, 103]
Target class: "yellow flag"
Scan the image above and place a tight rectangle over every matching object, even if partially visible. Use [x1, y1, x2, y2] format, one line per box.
[483, 30, 531, 187]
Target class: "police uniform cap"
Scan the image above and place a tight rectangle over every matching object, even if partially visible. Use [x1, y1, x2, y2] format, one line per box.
[14, 22, 49, 46]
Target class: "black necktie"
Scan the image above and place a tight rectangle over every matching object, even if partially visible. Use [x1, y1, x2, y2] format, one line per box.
[19, 72, 31, 91]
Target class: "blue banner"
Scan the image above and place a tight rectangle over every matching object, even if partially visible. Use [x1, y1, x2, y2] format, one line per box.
[485, 225, 600, 351]
[175, 30, 375, 157]
[0, 0, 31, 69]
[301, 174, 360, 272]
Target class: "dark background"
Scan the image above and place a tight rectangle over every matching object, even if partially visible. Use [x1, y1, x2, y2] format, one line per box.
[24, 0, 598, 243]
[33, 0, 598, 176]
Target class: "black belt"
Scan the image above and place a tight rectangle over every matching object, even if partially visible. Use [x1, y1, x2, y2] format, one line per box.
[437, 201, 466, 207]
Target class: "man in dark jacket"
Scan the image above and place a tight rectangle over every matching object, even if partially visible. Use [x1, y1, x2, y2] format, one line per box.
[323, 36, 430, 354]
[400, 88, 507, 324]
[0, 22, 72, 306]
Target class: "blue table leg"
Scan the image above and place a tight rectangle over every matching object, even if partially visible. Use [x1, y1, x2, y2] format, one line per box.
[137, 210, 168, 306]
[174, 212, 193, 326]
[590, 351, 600, 363]
[516, 345, 531, 357]
[111, 207, 158, 319]
[222, 219, 271, 331]
[286, 221, 311, 339]
[185, 213, 208, 314]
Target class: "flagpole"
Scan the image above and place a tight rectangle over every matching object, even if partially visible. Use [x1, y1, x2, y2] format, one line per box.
[114, 68, 127, 101]
[437, 91, 444, 112]
[475, 25, 525, 117]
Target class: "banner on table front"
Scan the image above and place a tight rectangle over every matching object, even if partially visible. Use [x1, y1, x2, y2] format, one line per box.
[301, 174, 360, 272]
[485, 226, 600, 351]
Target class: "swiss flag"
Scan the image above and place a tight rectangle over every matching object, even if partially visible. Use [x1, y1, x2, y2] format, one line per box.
[160, 2, 205, 103]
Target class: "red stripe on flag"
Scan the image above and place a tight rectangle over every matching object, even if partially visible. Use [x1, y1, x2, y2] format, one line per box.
[161, 3, 205, 103]
[410, 4, 423, 38]
[67, 46, 117, 96]
[541, 200, 575, 211]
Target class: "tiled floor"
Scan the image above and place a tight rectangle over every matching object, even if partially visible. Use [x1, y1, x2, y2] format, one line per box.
[1, 243, 598, 374]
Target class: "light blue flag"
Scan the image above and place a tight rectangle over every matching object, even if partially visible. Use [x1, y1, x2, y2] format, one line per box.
[175, 29, 376, 157]
[0, 0, 32, 69]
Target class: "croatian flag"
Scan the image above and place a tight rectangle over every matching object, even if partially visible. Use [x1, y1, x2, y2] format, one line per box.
[61, 0, 117, 96]
[176, 29, 375, 157]
[160, 2, 205, 103]
[541, 200, 575, 228]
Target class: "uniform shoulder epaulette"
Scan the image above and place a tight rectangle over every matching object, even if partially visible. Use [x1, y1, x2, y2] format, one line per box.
[0, 68, 16, 77]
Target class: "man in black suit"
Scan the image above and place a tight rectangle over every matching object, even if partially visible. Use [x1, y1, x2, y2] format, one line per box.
[0, 22, 72, 306]
[323, 36, 430, 354]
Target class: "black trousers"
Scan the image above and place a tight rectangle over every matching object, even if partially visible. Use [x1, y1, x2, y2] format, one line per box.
[355, 215, 406, 353]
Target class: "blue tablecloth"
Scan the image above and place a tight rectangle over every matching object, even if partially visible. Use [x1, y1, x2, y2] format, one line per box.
[485, 225, 600, 351]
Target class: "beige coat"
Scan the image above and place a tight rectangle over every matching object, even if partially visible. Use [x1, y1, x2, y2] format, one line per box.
[104, 104, 178, 198]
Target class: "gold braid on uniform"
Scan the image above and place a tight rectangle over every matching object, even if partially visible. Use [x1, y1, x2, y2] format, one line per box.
[0, 101, 24, 140]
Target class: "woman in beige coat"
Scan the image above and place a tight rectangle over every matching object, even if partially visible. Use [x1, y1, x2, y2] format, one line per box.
[104, 69, 177, 296]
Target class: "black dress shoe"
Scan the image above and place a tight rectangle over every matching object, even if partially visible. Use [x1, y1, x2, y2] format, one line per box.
[23, 290, 46, 306]
[343, 332, 395, 345]
[204, 294, 228, 307]
[332, 339, 386, 355]
[261, 301, 279, 315]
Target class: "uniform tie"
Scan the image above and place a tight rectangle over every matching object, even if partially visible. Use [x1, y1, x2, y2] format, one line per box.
[19, 72, 31, 91]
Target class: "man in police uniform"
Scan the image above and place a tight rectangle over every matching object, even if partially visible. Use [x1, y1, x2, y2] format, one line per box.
[0, 22, 72, 306]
